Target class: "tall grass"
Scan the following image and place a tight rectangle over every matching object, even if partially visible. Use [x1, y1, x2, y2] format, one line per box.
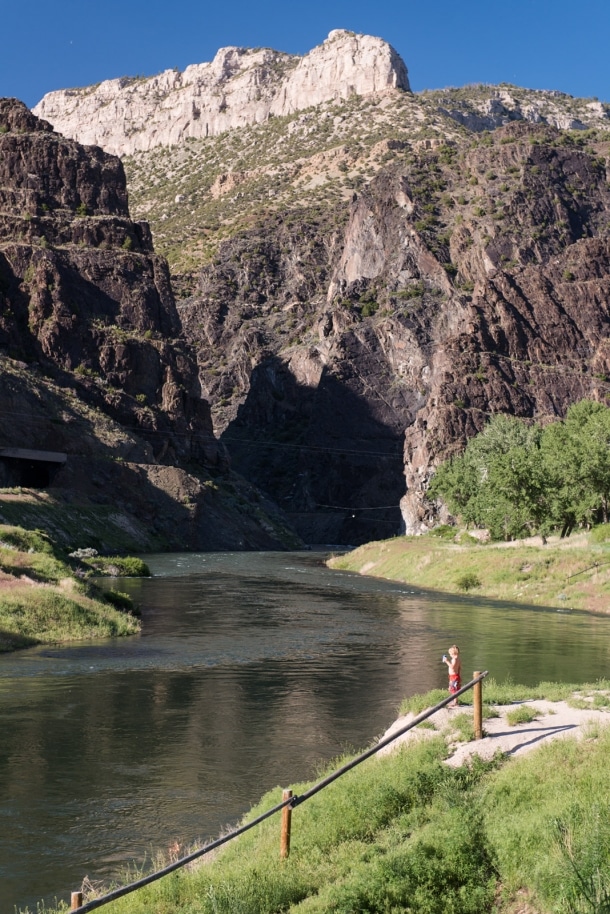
[49, 740, 497, 914]
[484, 726, 610, 911]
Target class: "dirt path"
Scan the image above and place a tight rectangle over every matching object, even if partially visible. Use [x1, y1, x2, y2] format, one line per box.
[378, 698, 610, 766]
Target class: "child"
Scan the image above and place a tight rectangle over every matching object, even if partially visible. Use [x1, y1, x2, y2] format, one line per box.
[442, 644, 461, 708]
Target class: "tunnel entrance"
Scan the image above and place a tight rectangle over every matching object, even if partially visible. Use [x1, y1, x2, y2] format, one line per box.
[0, 448, 67, 489]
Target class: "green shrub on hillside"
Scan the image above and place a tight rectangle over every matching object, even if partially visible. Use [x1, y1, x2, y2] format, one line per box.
[590, 524, 610, 544]
[83, 555, 151, 577]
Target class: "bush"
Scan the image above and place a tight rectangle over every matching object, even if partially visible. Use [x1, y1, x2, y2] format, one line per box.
[505, 705, 539, 726]
[428, 524, 457, 541]
[589, 524, 610, 544]
[360, 300, 379, 317]
[456, 572, 481, 591]
[84, 556, 151, 577]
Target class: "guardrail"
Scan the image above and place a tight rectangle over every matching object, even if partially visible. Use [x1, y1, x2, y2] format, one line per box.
[567, 559, 610, 581]
[68, 671, 489, 913]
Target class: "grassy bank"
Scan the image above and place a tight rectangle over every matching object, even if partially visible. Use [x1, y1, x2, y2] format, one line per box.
[0, 525, 141, 651]
[37, 680, 610, 914]
[327, 529, 610, 612]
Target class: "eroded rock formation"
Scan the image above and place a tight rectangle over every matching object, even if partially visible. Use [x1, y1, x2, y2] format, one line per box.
[0, 98, 300, 550]
[178, 122, 610, 542]
[33, 30, 410, 156]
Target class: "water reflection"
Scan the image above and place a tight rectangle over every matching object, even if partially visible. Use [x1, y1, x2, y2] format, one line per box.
[1, 551, 609, 913]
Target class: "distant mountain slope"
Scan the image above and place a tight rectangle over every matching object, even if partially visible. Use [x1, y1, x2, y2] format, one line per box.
[166, 117, 610, 542]
[24, 36, 610, 544]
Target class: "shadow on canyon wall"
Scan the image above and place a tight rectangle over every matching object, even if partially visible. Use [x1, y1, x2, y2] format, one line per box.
[221, 355, 405, 546]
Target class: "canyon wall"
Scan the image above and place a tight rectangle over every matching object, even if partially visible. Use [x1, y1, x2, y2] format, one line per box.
[0, 98, 300, 550]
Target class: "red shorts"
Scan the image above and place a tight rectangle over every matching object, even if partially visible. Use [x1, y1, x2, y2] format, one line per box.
[449, 676, 461, 695]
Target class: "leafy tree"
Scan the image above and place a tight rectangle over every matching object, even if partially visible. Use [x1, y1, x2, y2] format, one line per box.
[428, 414, 545, 539]
[541, 400, 610, 532]
[429, 401, 610, 541]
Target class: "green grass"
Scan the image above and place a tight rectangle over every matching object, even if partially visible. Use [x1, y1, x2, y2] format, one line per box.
[445, 710, 476, 742]
[327, 533, 610, 612]
[0, 524, 141, 651]
[32, 683, 610, 914]
[0, 587, 139, 648]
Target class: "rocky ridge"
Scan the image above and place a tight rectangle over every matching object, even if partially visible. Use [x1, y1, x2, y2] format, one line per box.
[0, 98, 301, 550]
[33, 30, 410, 156]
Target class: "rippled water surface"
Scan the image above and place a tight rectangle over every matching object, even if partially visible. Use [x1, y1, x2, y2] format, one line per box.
[2, 550, 610, 912]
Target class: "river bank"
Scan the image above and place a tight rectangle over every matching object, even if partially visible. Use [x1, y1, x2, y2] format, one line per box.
[327, 530, 610, 612]
[42, 679, 610, 914]
[0, 524, 142, 651]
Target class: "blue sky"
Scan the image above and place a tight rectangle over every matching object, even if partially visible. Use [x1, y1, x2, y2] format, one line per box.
[2, 0, 609, 109]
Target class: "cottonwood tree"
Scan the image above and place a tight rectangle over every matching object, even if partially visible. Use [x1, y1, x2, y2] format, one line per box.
[429, 401, 610, 540]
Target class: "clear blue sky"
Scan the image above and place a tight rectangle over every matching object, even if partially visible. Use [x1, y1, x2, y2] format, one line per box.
[2, 0, 609, 109]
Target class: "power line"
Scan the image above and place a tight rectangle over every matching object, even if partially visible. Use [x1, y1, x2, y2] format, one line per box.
[314, 502, 402, 511]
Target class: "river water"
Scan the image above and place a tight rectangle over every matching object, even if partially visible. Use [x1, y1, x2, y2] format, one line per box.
[2, 550, 610, 913]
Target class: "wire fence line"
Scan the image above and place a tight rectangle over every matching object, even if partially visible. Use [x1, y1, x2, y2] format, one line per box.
[69, 671, 489, 913]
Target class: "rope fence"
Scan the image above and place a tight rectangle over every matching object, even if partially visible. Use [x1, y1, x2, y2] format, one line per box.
[68, 671, 489, 913]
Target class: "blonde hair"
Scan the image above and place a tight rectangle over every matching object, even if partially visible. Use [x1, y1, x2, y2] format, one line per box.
[449, 644, 460, 654]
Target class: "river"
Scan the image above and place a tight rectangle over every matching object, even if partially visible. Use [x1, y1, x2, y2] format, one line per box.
[2, 550, 610, 913]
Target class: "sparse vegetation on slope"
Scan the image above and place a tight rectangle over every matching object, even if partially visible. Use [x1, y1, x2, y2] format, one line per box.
[124, 85, 610, 278]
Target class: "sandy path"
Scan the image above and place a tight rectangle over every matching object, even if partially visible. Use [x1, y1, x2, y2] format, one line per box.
[378, 698, 610, 766]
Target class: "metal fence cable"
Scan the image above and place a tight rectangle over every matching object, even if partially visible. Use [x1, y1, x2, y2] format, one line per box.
[70, 671, 488, 913]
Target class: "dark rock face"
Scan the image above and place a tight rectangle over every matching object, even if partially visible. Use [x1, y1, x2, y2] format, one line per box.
[180, 122, 610, 541]
[329, 124, 610, 532]
[0, 99, 299, 550]
[179, 212, 409, 544]
[0, 99, 215, 465]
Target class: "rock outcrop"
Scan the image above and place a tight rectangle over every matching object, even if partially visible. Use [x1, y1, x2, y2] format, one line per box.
[429, 85, 610, 133]
[0, 98, 301, 550]
[178, 121, 610, 542]
[33, 30, 410, 156]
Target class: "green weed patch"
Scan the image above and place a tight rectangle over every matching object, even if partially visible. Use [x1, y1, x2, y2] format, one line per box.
[0, 524, 141, 651]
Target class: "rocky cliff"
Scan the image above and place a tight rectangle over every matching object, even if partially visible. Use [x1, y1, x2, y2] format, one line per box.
[0, 98, 301, 550]
[176, 120, 610, 542]
[33, 30, 410, 156]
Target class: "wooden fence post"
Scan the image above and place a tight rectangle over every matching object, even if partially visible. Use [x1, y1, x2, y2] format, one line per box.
[473, 672, 483, 740]
[71, 891, 83, 911]
[280, 789, 293, 859]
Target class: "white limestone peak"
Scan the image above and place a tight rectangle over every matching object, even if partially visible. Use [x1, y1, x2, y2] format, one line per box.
[32, 31, 410, 156]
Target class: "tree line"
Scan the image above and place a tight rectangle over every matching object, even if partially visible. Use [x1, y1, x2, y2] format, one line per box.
[428, 399, 610, 541]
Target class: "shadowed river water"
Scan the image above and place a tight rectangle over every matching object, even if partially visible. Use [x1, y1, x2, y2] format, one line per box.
[2, 550, 610, 913]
